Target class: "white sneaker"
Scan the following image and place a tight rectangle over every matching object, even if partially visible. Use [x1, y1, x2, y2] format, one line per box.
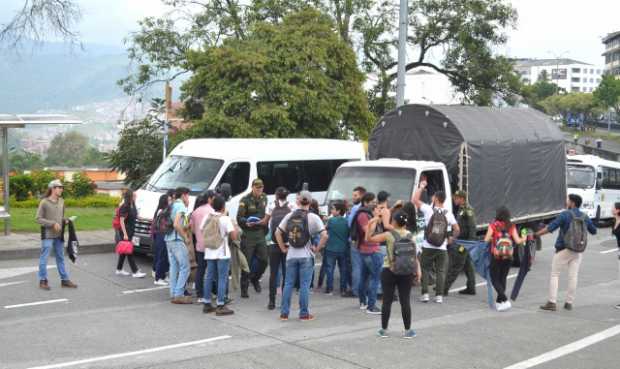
[116, 270, 130, 276]
[360, 303, 368, 310]
[197, 298, 206, 304]
[420, 294, 430, 303]
[154, 279, 168, 286]
[132, 271, 146, 278]
[504, 300, 512, 310]
[496, 301, 509, 312]
[434, 295, 443, 304]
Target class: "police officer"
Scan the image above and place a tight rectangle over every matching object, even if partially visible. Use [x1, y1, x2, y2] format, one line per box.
[237, 178, 269, 298]
[443, 190, 477, 296]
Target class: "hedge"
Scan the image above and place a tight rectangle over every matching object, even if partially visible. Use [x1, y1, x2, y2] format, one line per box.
[9, 194, 120, 208]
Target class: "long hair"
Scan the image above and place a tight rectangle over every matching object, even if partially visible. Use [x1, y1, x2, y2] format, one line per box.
[123, 189, 134, 209]
[401, 202, 418, 233]
[153, 194, 169, 219]
[495, 206, 512, 228]
[192, 194, 209, 212]
[44, 188, 53, 198]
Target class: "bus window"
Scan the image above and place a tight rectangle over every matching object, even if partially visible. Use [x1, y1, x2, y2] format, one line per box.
[218, 162, 250, 197]
[258, 160, 349, 195]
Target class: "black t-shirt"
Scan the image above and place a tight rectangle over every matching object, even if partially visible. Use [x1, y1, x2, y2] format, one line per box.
[119, 202, 138, 239]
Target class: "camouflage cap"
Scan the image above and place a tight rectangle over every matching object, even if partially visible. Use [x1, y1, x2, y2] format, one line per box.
[453, 190, 467, 199]
[252, 178, 264, 188]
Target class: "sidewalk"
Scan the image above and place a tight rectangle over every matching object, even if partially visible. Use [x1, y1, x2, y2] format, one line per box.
[0, 230, 116, 260]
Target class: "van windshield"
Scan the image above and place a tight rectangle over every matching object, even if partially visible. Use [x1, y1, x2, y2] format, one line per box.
[325, 167, 416, 204]
[144, 156, 224, 194]
[566, 164, 595, 189]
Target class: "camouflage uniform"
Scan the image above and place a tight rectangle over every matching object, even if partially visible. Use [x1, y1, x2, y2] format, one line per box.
[444, 203, 477, 295]
[237, 191, 269, 296]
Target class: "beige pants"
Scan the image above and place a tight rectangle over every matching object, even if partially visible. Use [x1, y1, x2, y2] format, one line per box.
[548, 249, 583, 304]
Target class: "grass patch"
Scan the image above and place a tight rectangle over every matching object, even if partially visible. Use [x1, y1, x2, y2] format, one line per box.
[8, 207, 115, 233]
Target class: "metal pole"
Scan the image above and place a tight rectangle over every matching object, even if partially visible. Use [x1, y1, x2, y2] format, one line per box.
[163, 82, 171, 162]
[396, 0, 408, 107]
[3, 127, 10, 235]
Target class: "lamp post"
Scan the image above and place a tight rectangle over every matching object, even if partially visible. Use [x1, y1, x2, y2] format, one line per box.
[396, 0, 408, 107]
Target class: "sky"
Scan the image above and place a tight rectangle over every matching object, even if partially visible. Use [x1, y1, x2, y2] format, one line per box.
[1, 0, 619, 65]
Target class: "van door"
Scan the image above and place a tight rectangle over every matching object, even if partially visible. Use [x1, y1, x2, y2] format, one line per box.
[418, 168, 453, 214]
[217, 161, 251, 220]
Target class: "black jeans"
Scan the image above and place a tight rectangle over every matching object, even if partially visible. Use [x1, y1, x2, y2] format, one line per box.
[381, 268, 413, 330]
[117, 254, 139, 273]
[195, 250, 205, 298]
[490, 258, 512, 303]
[269, 244, 287, 301]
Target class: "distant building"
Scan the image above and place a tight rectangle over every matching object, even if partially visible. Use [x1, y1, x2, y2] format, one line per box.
[44, 167, 125, 183]
[514, 58, 604, 93]
[603, 30, 620, 77]
[403, 68, 464, 105]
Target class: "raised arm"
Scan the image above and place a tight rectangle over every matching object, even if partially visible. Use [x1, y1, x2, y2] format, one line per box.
[412, 180, 427, 209]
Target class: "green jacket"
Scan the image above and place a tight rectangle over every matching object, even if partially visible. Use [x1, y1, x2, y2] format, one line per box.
[455, 204, 477, 240]
[236, 193, 268, 239]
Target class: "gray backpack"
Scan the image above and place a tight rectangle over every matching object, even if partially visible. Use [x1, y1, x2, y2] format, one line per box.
[425, 208, 449, 247]
[390, 230, 417, 276]
[563, 212, 588, 253]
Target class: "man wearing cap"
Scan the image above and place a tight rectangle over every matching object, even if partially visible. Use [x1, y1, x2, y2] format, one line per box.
[237, 178, 269, 298]
[36, 180, 78, 290]
[444, 190, 477, 296]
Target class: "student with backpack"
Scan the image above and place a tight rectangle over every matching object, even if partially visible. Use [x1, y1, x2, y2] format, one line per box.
[367, 210, 420, 338]
[347, 186, 367, 298]
[412, 181, 460, 304]
[165, 187, 193, 304]
[151, 194, 171, 285]
[324, 201, 349, 296]
[267, 187, 294, 310]
[201, 195, 237, 316]
[536, 194, 596, 311]
[190, 190, 215, 303]
[483, 206, 525, 312]
[275, 191, 328, 321]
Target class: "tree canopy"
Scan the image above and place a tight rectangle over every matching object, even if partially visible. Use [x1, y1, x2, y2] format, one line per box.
[45, 131, 106, 168]
[593, 74, 620, 122]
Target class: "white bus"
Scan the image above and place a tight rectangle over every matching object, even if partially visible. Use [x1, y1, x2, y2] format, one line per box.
[132, 138, 365, 252]
[566, 154, 620, 222]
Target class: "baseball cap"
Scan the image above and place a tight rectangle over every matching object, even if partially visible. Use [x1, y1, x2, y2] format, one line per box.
[252, 178, 264, 187]
[48, 179, 64, 188]
[299, 191, 312, 203]
[453, 190, 467, 199]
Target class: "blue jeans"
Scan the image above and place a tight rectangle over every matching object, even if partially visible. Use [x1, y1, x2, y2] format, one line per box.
[350, 247, 362, 297]
[377, 245, 387, 295]
[204, 259, 230, 306]
[281, 257, 314, 317]
[166, 240, 190, 298]
[38, 239, 69, 281]
[359, 251, 383, 309]
[324, 250, 347, 291]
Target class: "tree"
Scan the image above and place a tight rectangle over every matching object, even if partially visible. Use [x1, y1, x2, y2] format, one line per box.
[108, 118, 164, 188]
[0, 0, 81, 48]
[521, 79, 559, 111]
[10, 151, 44, 172]
[540, 93, 602, 123]
[594, 74, 620, 123]
[45, 131, 89, 167]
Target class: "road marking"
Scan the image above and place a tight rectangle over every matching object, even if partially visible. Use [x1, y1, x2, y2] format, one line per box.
[503, 324, 620, 369]
[4, 298, 69, 309]
[0, 266, 55, 280]
[122, 286, 169, 295]
[26, 335, 232, 369]
[600, 248, 617, 254]
[449, 273, 518, 294]
[0, 280, 26, 288]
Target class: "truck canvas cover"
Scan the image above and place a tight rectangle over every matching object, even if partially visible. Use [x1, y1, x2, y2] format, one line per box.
[368, 104, 566, 225]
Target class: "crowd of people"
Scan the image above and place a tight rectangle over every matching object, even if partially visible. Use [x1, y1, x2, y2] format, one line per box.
[35, 177, 619, 338]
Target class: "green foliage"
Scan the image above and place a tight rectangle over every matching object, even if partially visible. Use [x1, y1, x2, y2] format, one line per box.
[66, 172, 96, 198]
[593, 74, 620, 121]
[30, 170, 59, 197]
[45, 131, 108, 168]
[9, 174, 34, 201]
[108, 118, 163, 188]
[179, 8, 373, 141]
[10, 151, 44, 173]
[10, 194, 120, 208]
[521, 79, 560, 111]
[540, 93, 602, 122]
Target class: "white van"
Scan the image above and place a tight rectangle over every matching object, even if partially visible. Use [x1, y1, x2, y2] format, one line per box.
[566, 154, 620, 222]
[133, 138, 365, 252]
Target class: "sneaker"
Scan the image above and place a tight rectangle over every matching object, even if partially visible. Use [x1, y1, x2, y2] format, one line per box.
[342, 290, 356, 298]
[366, 306, 382, 315]
[268, 300, 276, 310]
[360, 303, 368, 310]
[203, 303, 216, 314]
[496, 301, 510, 312]
[403, 329, 417, 339]
[434, 295, 443, 304]
[132, 271, 146, 278]
[251, 279, 262, 293]
[225, 297, 234, 305]
[564, 303, 573, 311]
[504, 300, 512, 310]
[115, 270, 130, 276]
[39, 280, 50, 291]
[459, 289, 476, 295]
[61, 280, 78, 288]
[279, 314, 289, 321]
[171, 296, 193, 305]
[216, 305, 234, 316]
[377, 329, 389, 338]
[324, 289, 333, 296]
[420, 294, 430, 303]
[241, 289, 249, 298]
[540, 301, 557, 312]
[197, 298, 206, 304]
[615, 304, 620, 310]
[154, 279, 168, 286]
[300, 314, 315, 321]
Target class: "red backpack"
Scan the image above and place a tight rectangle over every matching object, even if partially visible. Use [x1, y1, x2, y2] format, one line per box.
[112, 207, 122, 230]
[491, 221, 514, 260]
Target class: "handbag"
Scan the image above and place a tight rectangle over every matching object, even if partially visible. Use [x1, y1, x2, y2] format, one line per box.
[115, 240, 134, 255]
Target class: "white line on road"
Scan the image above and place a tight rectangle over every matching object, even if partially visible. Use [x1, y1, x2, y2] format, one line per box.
[503, 324, 620, 369]
[0, 280, 26, 288]
[4, 299, 69, 309]
[600, 248, 618, 254]
[122, 286, 169, 295]
[449, 273, 518, 294]
[26, 335, 232, 369]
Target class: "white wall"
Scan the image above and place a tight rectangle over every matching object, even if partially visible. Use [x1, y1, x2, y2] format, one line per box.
[519, 63, 604, 93]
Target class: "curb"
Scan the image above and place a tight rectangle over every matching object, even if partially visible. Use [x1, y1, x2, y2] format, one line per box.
[0, 243, 116, 261]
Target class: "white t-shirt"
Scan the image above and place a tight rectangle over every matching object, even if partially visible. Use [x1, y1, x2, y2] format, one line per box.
[200, 212, 235, 260]
[277, 210, 325, 260]
[419, 203, 457, 251]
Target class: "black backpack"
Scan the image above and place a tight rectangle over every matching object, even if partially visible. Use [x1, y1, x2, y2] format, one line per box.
[270, 201, 291, 243]
[154, 206, 174, 235]
[425, 208, 449, 247]
[350, 207, 373, 246]
[286, 209, 311, 248]
[563, 212, 588, 253]
[390, 230, 417, 276]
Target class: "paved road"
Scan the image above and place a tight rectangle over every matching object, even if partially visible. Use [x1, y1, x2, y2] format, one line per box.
[0, 232, 618, 369]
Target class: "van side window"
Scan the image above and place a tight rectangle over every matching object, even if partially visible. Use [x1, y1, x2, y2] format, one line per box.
[257, 160, 349, 195]
[218, 162, 250, 197]
[419, 170, 446, 204]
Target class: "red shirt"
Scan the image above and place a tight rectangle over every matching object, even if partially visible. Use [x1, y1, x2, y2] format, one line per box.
[357, 212, 380, 254]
